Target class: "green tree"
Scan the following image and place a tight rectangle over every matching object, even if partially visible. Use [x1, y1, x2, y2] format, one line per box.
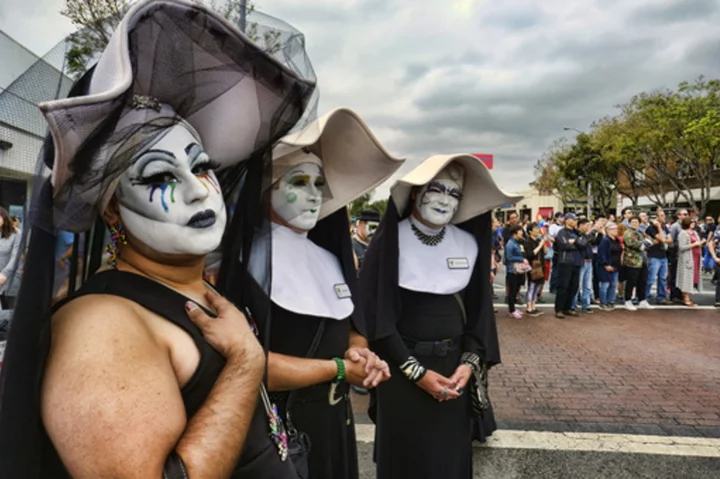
[537, 76, 720, 214]
[348, 192, 373, 219]
[368, 198, 388, 217]
[616, 79, 720, 213]
[530, 138, 616, 212]
[564, 131, 618, 215]
[61, 0, 128, 77]
[348, 191, 389, 219]
[530, 138, 567, 197]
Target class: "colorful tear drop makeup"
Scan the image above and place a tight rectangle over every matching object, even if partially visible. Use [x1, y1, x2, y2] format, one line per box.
[148, 182, 178, 213]
[199, 172, 220, 194]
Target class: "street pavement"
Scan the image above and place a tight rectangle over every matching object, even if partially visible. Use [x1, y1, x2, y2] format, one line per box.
[488, 306, 720, 438]
[350, 266, 720, 477]
[355, 434, 720, 478]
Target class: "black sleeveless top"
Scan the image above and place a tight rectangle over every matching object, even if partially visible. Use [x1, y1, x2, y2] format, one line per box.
[41, 270, 297, 478]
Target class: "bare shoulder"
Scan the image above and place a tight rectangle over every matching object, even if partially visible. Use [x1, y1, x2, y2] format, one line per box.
[43, 295, 185, 478]
[52, 293, 146, 332]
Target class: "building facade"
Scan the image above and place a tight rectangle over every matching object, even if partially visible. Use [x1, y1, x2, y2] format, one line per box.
[496, 187, 564, 223]
[0, 30, 72, 223]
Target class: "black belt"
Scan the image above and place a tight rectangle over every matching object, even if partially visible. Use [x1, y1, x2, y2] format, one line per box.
[401, 335, 459, 357]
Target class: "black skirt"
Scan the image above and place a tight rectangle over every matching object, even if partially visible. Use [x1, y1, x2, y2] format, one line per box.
[375, 289, 474, 479]
[266, 304, 359, 479]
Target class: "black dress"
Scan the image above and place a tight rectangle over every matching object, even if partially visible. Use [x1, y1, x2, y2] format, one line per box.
[40, 270, 297, 478]
[262, 302, 359, 479]
[374, 289, 473, 479]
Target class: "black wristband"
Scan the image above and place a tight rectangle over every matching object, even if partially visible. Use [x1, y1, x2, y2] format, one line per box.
[400, 356, 427, 382]
[164, 451, 189, 479]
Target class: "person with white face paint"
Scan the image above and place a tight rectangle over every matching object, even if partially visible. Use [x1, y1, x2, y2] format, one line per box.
[270, 162, 324, 231]
[357, 155, 522, 479]
[115, 125, 228, 257]
[351, 210, 381, 273]
[0, 1, 317, 477]
[245, 108, 404, 479]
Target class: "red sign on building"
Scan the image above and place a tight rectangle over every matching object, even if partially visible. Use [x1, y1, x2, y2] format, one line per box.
[472, 153, 493, 169]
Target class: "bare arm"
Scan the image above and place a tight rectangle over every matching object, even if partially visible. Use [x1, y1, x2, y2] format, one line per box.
[267, 352, 338, 391]
[349, 328, 368, 349]
[42, 294, 263, 479]
[267, 328, 388, 391]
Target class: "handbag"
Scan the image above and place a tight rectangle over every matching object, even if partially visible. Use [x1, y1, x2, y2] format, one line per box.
[544, 245, 554, 260]
[283, 320, 326, 479]
[453, 294, 491, 417]
[513, 262, 531, 275]
[530, 260, 544, 281]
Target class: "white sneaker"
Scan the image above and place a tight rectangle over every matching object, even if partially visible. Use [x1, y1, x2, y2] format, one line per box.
[625, 300, 638, 311]
[638, 300, 654, 310]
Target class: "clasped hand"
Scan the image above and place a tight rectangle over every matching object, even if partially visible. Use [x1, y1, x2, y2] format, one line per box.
[417, 364, 473, 403]
[344, 347, 391, 388]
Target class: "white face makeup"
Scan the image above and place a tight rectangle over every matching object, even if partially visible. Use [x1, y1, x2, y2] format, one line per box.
[271, 162, 324, 231]
[116, 124, 227, 256]
[415, 178, 463, 227]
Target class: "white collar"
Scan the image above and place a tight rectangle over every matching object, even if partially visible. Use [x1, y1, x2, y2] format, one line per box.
[398, 217, 478, 295]
[248, 223, 353, 320]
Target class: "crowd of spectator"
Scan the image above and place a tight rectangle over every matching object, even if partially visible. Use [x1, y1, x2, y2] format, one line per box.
[494, 206, 720, 319]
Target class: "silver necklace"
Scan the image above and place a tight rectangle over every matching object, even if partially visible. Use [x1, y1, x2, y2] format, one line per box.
[411, 222, 446, 246]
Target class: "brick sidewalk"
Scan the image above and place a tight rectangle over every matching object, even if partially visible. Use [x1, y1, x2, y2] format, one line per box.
[491, 309, 720, 437]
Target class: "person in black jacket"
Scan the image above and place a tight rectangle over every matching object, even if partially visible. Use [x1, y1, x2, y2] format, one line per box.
[573, 219, 600, 314]
[554, 213, 588, 319]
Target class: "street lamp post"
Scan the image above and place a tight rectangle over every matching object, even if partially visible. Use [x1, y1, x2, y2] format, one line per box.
[564, 127, 593, 217]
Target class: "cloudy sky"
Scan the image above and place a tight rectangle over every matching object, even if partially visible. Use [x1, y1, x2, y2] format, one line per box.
[2, 0, 720, 198]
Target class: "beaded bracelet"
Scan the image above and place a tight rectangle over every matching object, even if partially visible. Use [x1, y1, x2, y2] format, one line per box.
[332, 357, 346, 382]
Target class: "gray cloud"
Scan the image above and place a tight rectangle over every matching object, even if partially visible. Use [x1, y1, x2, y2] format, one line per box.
[3, 0, 720, 196]
[480, 6, 546, 31]
[629, 0, 720, 25]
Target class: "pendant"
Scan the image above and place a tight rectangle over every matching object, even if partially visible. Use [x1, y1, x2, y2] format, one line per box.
[328, 381, 343, 406]
[267, 401, 289, 461]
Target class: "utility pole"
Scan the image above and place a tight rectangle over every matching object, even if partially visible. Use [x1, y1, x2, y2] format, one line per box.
[239, 0, 247, 32]
[564, 127, 593, 217]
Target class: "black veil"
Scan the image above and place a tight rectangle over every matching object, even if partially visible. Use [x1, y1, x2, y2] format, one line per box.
[0, 2, 317, 476]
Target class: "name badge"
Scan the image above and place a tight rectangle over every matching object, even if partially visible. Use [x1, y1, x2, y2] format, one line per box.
[447, 257, 470, 269]
[334, 283, 352, 299]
